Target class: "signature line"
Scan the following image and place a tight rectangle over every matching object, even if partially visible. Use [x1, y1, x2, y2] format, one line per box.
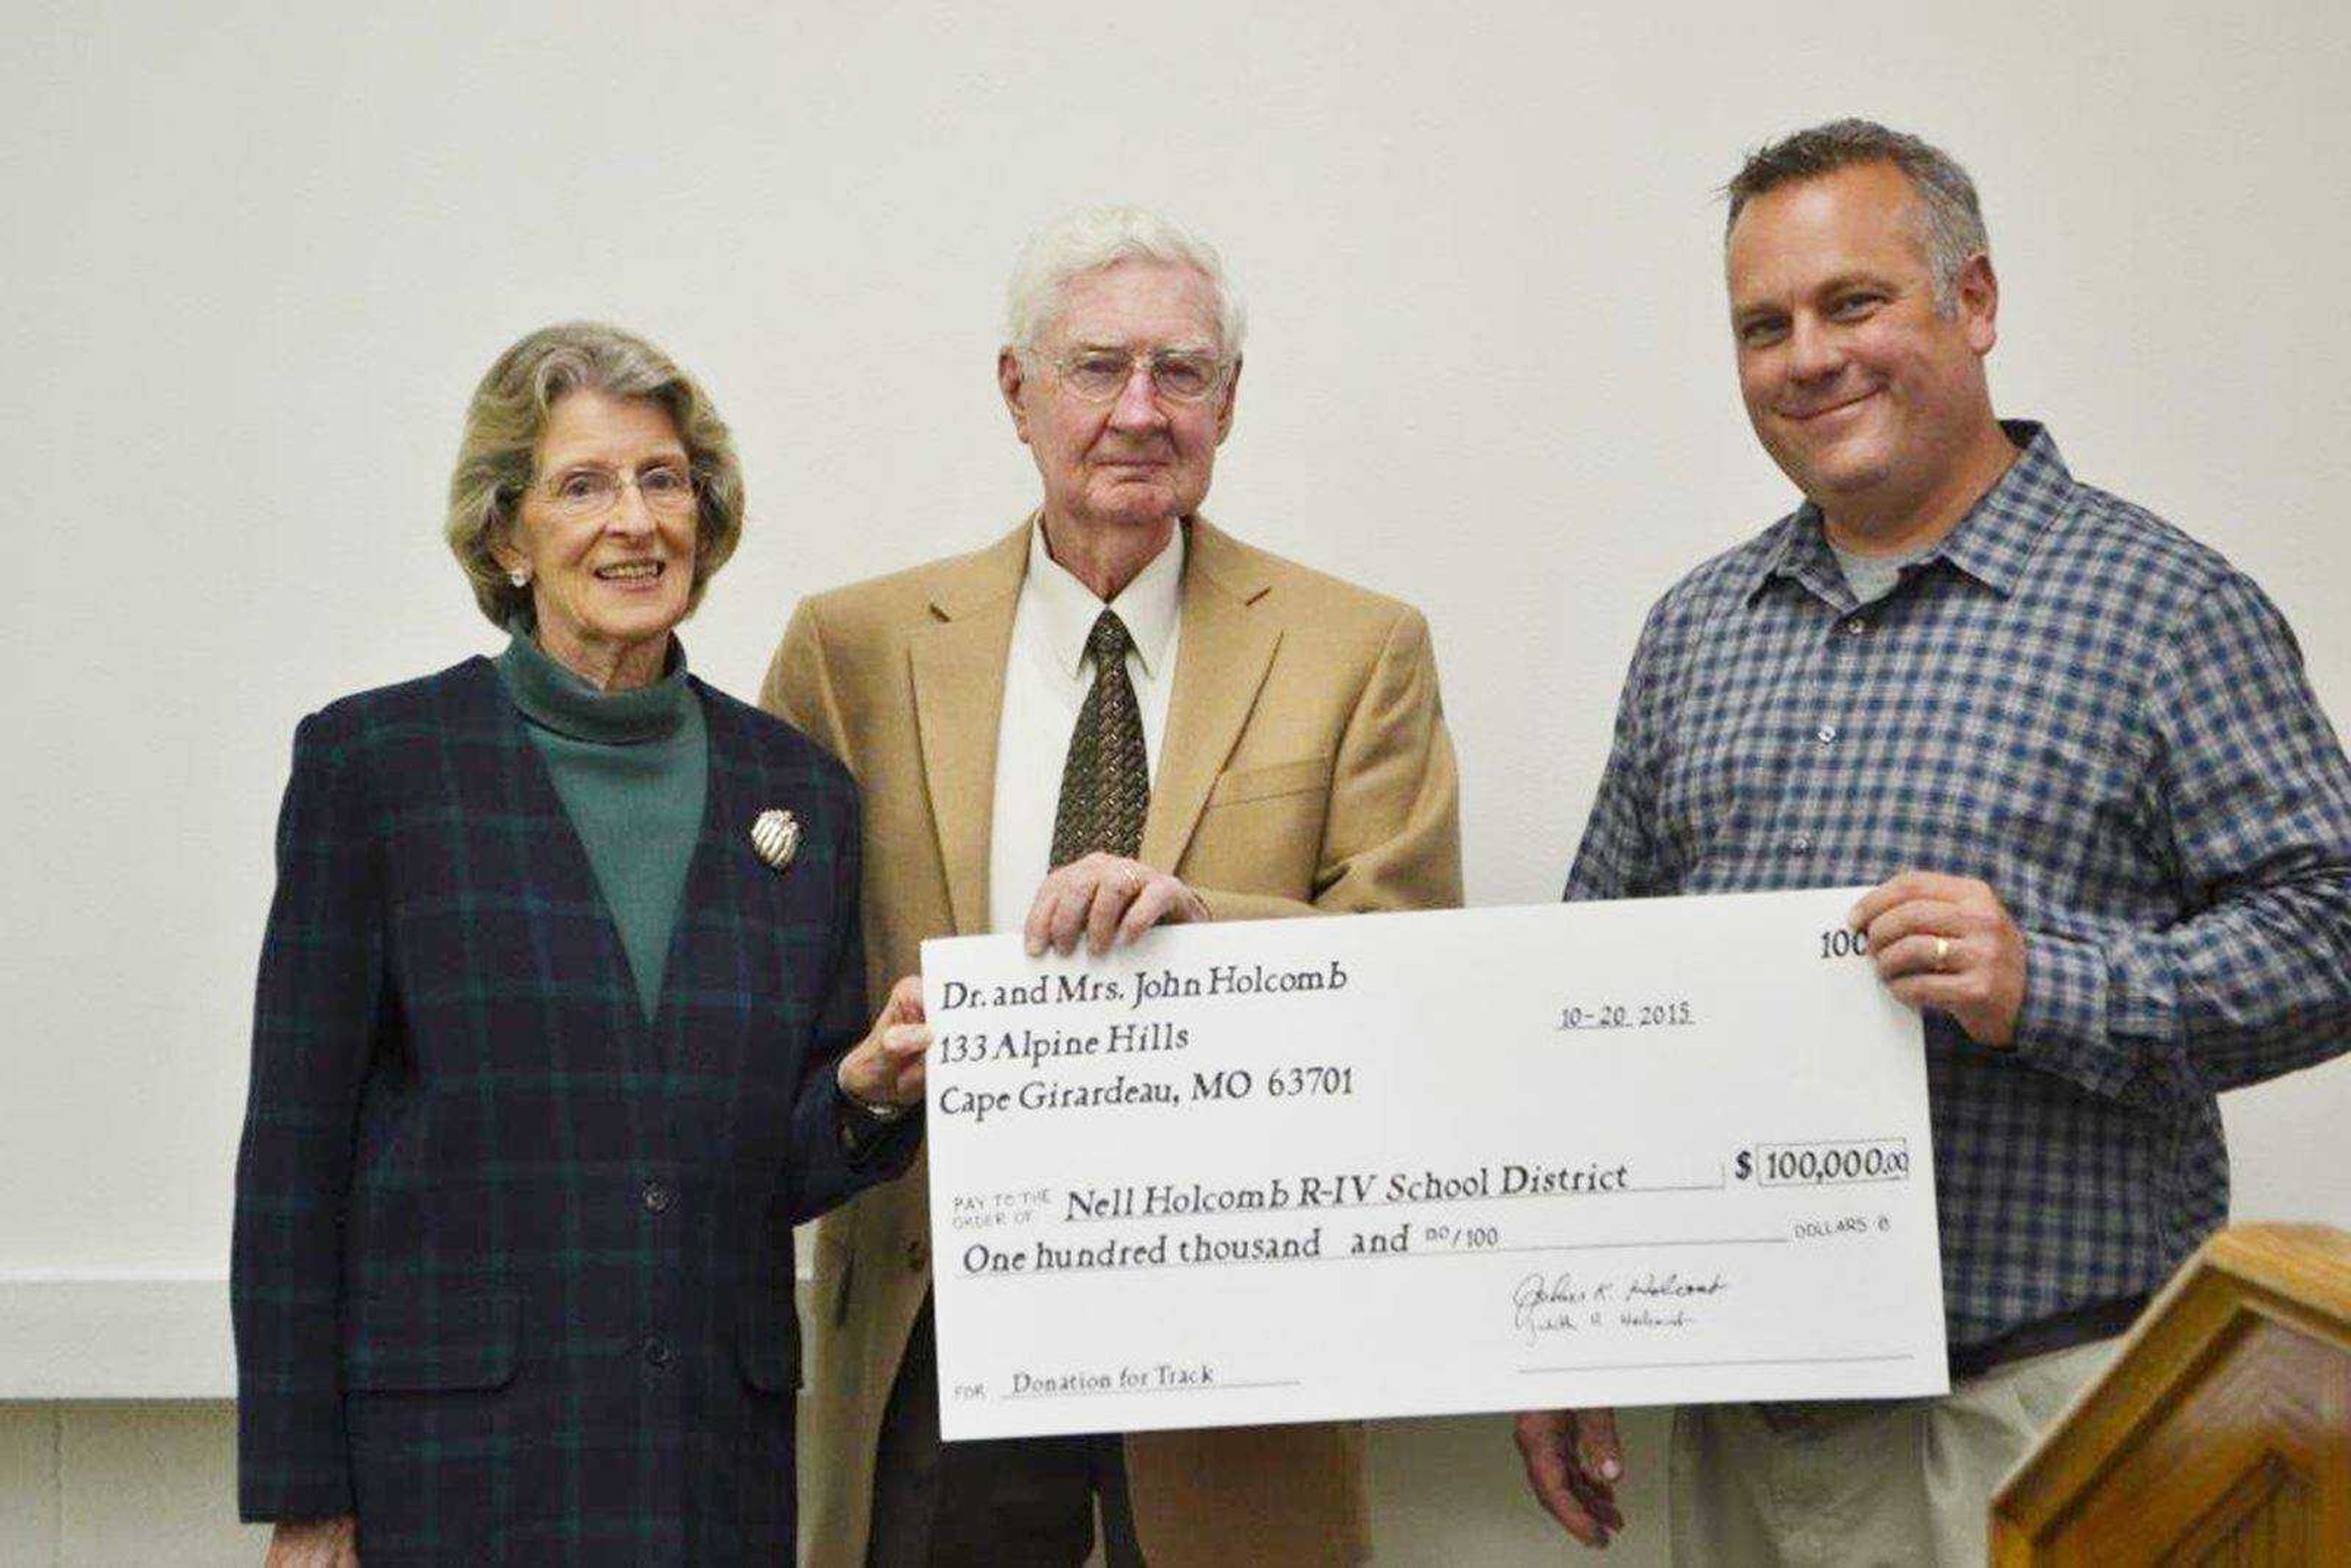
[1003, 1379, 1303, 1400]
[1520, 1353, 1915, 1373]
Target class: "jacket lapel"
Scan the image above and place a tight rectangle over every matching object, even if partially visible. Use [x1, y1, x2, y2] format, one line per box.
[458, 655, 656, 1058]
[910, 523, 1027, 935]
[657, 686, 786, 1172]
[1142, 518, 1281, 872]
[662, 681, 751, 1041]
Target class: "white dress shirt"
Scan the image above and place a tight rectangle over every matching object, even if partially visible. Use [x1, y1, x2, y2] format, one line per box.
[985, 520, 1185, 935]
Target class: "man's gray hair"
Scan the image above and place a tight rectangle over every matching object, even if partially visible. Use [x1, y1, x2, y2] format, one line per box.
[1004, 205, 1248, 361]
[1724, 118, 1989, 312]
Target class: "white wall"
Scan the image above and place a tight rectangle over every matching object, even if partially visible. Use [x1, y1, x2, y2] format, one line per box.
[4, 1, 2346, 1561]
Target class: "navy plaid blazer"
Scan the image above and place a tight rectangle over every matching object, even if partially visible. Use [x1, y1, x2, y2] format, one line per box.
[233, 656, 914, 1564]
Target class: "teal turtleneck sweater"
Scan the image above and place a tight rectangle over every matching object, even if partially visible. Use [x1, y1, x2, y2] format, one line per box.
[495, 621, 708, 1019]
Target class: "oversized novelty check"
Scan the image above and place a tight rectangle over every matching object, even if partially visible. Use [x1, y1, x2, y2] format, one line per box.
[921, 888, 1945, 1440]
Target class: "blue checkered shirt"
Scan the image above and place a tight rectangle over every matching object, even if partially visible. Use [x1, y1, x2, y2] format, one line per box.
[1566, 422, 2351, 1357]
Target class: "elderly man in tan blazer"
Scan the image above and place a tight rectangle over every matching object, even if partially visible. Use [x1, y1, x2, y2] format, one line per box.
[763, 206, 1460, 1567]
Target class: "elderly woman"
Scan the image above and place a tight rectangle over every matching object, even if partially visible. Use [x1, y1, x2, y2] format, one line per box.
[232, 322, 926, 1566]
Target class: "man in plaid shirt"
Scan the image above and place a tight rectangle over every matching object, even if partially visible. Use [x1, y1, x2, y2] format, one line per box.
[1515, 119, 2351, 1564]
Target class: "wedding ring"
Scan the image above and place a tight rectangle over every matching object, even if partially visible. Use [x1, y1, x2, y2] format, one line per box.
[1933, 935, 1952, 970]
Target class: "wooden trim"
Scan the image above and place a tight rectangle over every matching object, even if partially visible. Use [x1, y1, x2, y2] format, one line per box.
[0, 1277, 233, 1399]
[1990, 1225, 2351, 1565]
[0, 1234, 822, 1398]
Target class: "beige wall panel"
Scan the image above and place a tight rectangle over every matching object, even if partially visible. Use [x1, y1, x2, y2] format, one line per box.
[22, 1401, 1667, 1566]
[57, 1403, 265, 1568]
[0, 1406, 61, 1567]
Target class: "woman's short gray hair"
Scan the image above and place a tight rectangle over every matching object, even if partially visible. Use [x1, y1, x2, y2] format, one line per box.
[444, 321, 746, 628]
[1723, 118, 1989, 313]
[1003, 206, 1248, 362]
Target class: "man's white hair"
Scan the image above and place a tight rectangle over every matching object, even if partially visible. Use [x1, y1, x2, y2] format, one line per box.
[1003, 205, 1248, 361]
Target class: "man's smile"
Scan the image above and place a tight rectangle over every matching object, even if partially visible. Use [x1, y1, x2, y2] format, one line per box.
[1781, 386, 1883, 423]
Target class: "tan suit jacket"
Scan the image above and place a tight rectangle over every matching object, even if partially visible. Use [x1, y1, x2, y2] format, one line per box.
[762, 517, 1461, 1566]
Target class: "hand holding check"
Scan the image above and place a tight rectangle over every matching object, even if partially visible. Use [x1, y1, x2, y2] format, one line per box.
[1850, 870, 2028, 1051]
[1024, 851, 1210, 958]
[838, 974, 935, 1110]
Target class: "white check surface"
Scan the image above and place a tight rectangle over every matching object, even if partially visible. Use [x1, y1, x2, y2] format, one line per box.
[921, 889, 1946, 1441]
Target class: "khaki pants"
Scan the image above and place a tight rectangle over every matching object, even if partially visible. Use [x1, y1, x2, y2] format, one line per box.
[1668, 1339, 2117, 1566]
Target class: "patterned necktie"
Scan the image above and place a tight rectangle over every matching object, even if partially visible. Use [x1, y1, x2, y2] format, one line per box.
[1050, 609, 1149, 866]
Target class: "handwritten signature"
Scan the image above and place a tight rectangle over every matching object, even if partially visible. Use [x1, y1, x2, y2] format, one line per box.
[1509, 1269, 1728, 1344]
[1511, 1272, 1599, 1343]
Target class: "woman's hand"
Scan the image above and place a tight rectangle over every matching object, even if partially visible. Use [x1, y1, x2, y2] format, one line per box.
[836, 974, 931, 1111]
[264, 1515, 359, 1566]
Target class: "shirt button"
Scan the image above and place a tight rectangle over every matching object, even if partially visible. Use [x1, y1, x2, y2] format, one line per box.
[1845, 618, 1868, 637]
[1788, 834, 1812, 853]
[642, 1335, 673, 1369]
[906, 1239, 928, 1274]
[1816, 724, 1839, 745]
[642, 1180, 673, 1214]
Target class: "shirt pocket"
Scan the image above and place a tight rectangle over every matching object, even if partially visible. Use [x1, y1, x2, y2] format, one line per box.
[342, 1289, 520, 1392]
[1652, 711, 1767, 871]
[1204, 754, 1335, 809]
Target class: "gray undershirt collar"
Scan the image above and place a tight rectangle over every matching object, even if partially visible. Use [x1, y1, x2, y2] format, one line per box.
[1830, 541, 1934, 606]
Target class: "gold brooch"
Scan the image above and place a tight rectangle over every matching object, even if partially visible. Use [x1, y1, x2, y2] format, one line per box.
[750, 808, 801, 872]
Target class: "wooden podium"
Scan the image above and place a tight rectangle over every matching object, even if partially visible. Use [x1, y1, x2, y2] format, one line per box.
[1990, 1225, 2351, 1564]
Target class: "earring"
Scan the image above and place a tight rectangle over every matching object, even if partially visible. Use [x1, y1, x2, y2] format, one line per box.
[508, 568, 530, 588]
